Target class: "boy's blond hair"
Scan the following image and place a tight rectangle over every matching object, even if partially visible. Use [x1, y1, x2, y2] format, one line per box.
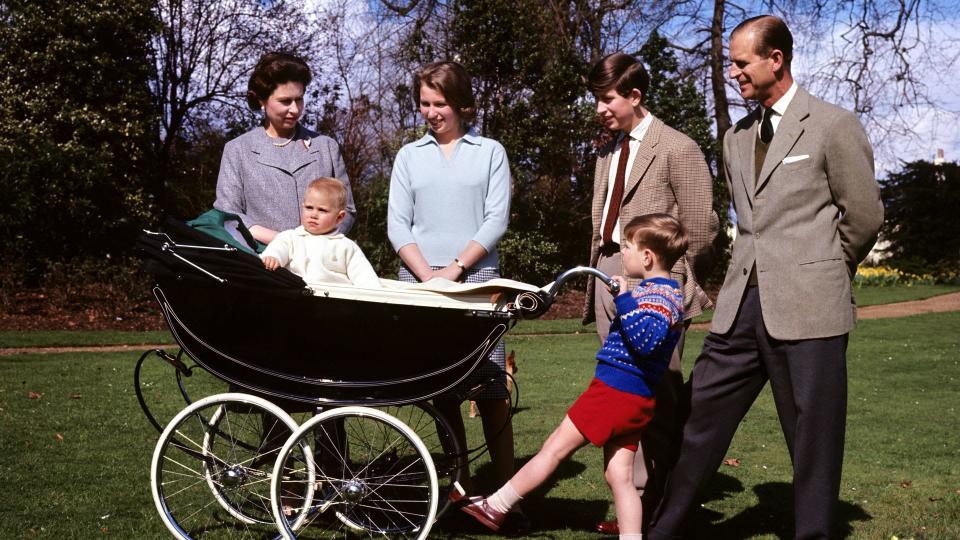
[622, 213, 689, 269]
[306, 177, 347, 211]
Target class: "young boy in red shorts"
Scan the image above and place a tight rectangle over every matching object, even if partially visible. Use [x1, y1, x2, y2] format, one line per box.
[455, 213, 687, 539]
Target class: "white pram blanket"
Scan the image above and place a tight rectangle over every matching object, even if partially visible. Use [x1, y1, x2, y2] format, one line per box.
[306, 277, 547, 312]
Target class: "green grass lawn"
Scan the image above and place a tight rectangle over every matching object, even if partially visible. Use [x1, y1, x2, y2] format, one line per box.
[0, 330, 173, 348]
[1, 311, 957, 538]
[509, 283, 960, 332]
[852, 283, 960, 307]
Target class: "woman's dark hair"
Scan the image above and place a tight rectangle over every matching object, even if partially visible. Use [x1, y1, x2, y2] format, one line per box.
[731, 15, 793, 66]
[413, 61, 477, 125]
[586, 52, 649, 102]
[246, 52, 312, 111]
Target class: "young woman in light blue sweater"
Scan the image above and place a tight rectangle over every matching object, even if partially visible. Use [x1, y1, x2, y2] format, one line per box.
[387, 61, 518, 515]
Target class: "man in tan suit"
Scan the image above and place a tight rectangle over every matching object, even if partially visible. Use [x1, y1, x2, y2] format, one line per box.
[583, 52, 718, 534]
[648, 16, 884, 540]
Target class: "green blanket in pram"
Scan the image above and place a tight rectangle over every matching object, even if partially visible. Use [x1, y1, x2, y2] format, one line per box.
[186, 209, 266, 255]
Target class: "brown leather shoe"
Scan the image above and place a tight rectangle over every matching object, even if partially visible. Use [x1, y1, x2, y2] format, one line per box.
[595, 519, 620, 535]
[450, 491, 507, 532]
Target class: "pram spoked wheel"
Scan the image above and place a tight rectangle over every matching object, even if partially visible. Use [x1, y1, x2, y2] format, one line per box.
[151, 393, 314, 539]
[271, 406, 439, 539]
[377, 402, 464, 518]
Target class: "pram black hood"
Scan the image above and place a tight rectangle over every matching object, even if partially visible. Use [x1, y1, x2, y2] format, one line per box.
[138, 217, 308, 293]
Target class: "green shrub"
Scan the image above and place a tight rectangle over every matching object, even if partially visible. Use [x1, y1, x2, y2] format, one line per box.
[498, 229, 564, 285]
[928, 259, 960, 285]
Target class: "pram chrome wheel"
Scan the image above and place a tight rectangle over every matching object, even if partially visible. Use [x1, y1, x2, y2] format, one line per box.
[151, 393, 313, 539]
[271, 406, 439, 539]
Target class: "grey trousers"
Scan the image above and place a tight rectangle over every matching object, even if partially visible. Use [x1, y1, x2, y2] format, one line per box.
[648, 286, 848, 540]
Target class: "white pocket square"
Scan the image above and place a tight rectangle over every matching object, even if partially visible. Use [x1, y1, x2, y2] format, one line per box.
[782, 154, 809, 164]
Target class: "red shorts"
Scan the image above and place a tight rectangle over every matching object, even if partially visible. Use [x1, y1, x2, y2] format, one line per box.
[567, 377, 655, 452]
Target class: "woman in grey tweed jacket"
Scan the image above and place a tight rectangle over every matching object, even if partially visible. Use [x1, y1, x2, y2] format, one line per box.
[214, 52, 354, 244]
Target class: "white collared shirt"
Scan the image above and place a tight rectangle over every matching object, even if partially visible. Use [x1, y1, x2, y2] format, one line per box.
[759, 82, 798, 139]
[600, 113, 655, 245]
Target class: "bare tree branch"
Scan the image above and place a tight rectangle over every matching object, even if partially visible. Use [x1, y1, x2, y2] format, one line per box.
[149, 0, 320, 188]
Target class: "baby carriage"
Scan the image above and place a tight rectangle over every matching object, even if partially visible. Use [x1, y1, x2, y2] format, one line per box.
[134, 218, 618, 539]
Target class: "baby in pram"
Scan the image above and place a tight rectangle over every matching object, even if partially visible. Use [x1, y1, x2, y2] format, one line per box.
[261, 177, 381, 288]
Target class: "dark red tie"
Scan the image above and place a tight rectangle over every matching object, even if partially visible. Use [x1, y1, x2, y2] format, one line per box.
[602, 136, 631, 245]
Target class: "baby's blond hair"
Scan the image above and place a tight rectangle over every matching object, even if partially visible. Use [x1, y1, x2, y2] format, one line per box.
[306, 177, 347, 210]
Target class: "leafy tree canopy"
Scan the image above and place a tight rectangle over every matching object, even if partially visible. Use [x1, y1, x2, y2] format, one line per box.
[881, 160, 960, 265]
[0, 0, 158, 272]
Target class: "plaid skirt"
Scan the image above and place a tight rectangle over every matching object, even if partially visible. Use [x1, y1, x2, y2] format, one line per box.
[398, 265, 509, 400]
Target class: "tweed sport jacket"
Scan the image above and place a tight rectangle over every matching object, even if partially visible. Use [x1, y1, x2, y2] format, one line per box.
[584, 116, 718, 323]
[712, 87, 882, 340]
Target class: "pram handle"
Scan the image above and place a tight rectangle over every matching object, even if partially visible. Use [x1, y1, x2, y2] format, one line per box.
[545, 266, 620, 300]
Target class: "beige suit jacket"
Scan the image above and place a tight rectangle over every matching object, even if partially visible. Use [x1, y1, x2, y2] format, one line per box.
[712, 87, 884, 340]
[583, 116, 718, 322]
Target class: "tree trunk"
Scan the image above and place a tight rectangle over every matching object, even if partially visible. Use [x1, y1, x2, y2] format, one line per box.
[709, 0, 731, 145]
[707, 0, 733, 282]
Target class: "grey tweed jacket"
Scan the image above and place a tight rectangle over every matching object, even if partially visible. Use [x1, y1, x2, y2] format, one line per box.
[214, 125, 355, 234]
[712, 87, 883, 340]
[584, 116, 719, 323]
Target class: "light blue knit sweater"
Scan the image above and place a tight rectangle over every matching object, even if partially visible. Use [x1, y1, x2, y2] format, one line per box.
[386, 128, 511, 270]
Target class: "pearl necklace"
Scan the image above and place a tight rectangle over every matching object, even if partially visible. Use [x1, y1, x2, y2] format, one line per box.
[272, 135, 295, 147]
[270, 126, 297, 147]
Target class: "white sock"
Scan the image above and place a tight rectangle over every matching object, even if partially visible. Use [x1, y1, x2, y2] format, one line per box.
[619, 534, 643, 540]
[486, 481, 522, 514]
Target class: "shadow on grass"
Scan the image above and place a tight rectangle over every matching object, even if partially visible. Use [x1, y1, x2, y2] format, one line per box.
[470, 453, 588, 494]
[437, 468, 871, 538]
[435, 496, 610, 538]
[684, 478, 871, 538]
[436, 456, 604, 537]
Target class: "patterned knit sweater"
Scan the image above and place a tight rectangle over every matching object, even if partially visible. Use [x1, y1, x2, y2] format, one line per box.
[595, 277, 684, 397]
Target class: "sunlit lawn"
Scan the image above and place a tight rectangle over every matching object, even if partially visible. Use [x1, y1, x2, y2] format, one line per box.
[0, 312, 958, 538]
[852, 283, 960, 307]
[508, 283, 960, 334]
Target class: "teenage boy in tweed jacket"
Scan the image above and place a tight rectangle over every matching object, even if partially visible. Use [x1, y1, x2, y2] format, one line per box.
[582, 52, 718, 534]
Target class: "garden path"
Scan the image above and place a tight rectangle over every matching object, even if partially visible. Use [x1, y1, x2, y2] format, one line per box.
[856, 290, 960, 318]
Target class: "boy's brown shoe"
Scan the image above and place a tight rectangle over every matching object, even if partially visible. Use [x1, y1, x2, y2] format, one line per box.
[450, 491, 507, 532]
[595, 519, 620, 534]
